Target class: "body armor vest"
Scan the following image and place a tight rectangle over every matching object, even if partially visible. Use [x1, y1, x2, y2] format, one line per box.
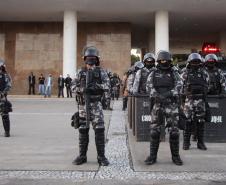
[89, 67, 102, 85]
[185, 69, 208, 95]
[79, 67, 103, 96]
[153, 69, 174, 94]
[0, 73, 6, 92]
[207, 68, 221, 95]
[139, 68, 152, 94]
[79, 68, 87, 89]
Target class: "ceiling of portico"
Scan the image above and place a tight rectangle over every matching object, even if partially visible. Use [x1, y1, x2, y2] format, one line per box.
[0, 0, 226, 33]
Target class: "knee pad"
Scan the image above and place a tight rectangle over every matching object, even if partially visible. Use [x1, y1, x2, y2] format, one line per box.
[170, 128, 179, 140]
[150, 129, 160, 140]
[95, 124, 105, 134]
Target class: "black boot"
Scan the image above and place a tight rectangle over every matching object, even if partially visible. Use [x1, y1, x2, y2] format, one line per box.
[107, 104, 113, 111]
[2, 114, 10, 137]
[192, 122, 197, 141]
[170, 128, 183, 166]
[95, 125, 109, 166]
[122, 97, 128, 111]
[72, 127, 89, 165]
[197, 122, 207, 150]
[183, 121, 191, 150]
[145, 129, 160, 165]
[192, 134, 197, 141]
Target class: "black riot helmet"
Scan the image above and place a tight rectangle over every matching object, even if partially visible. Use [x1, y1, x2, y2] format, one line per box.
[156, 50, 172, 70]
[204, 53, 218, 69]
[143, 53, 155, 69]
[83, 46, 100, 66]
[187, 53, 203, 69]
[0, 59, 6, 72]
[134, 61, 144, 72]
[205, 53, 218, 62]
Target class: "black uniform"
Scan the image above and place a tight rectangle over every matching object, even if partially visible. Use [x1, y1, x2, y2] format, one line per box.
[28, 73, 35, 95]
[65, 76, 72, 98]
[58, 76, 65, 98]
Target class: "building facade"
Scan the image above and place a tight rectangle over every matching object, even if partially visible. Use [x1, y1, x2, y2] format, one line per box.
[1, 0, 226, 94]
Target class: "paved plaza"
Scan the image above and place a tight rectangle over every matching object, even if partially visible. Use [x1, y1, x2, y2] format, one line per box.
[0, 96, 226, 185]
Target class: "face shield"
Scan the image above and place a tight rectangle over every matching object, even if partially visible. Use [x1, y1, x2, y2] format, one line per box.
[158, 60, 171, 69]
[144, 58, 155, 69]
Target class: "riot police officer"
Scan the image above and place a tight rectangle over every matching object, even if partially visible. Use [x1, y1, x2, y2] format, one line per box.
[191, 54, 226, 141]
[145, 51, 183, 166]
[182, 53, 209, 150]
[110, 73, 121, 100]
[132, 53, 155, 95]
[127, 61, 144, 95]
[72, 46, 110, 166]
[0, 59, 12, 137]
[204, 53, 226, 95]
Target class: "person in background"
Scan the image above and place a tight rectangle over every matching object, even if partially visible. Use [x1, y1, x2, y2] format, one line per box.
[28, 72, 36, 95]
[44, 74, 53, 98]
[58, 74, 65, 98]
[65, 74, 72, 98]
[38, 74, 45, 95]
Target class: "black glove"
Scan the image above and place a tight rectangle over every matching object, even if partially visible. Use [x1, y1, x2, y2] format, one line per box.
[172, 95, 179, 103]
[154, 94, 165, 103]
[161, 91, 173, 98]
[83, 87, 94, 94]
[218, 94, 225, 99]
[0, 91, 7, 98]
[84, 83, 103, 95]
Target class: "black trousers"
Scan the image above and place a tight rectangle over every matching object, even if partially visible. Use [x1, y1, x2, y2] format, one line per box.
[66, 86, 72, 97]
[2, 114, 10, 133]
[28, 84, 35, 95]
[58, 87, 64, 97]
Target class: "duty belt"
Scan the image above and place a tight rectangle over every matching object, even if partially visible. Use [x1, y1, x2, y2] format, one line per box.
[89, 96, 101, 102]
[186, 94, 205, 100]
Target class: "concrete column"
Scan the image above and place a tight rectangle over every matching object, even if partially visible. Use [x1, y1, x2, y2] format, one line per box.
[155, 10, 169, 54]
[148, 30, 155, 53]
[63, 10, 77, 78]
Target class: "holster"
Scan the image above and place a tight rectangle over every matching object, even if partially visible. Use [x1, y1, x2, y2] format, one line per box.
[0, 99, 12, 113]
[71, 112, 80, 129]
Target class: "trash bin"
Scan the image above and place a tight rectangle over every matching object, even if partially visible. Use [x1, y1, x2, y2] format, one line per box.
[134, 95, 151, 141]
[205, 95, 226, 142]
